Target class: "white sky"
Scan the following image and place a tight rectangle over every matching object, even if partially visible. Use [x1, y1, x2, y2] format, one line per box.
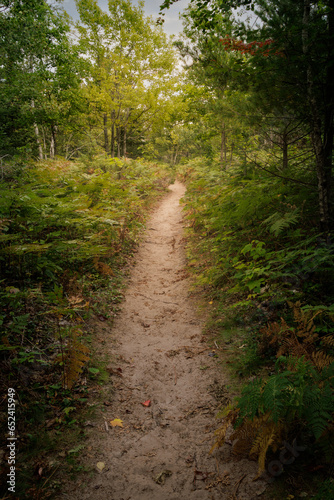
[61, 0, 190, 36]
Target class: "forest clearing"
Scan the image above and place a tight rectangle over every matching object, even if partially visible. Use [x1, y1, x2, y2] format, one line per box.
[1, 0, 334, 499]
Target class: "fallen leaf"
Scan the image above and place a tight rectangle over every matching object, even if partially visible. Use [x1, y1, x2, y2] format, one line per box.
[154, 470, 172, 485]
[110, 418, 123, 428]
[141, 400, 151, 407]
[96, 462, 105, 472]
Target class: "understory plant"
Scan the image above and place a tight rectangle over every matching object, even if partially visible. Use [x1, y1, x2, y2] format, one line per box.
[212, 356, 334, 475]
[0, 156, 173, 498]
[179, 157, 334, 479]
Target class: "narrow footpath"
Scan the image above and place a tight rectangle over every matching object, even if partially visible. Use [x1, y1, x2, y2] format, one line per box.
[63, 181, 267, 500]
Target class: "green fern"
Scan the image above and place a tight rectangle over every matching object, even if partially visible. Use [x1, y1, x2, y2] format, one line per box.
[263, 210, 300, 236]
[237, 357, 334, 441]
[237, 378, 262, 421]
[262, 374, 290, 422]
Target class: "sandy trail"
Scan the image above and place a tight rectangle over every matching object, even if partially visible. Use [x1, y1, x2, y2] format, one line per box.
[63, 181, 267, 500]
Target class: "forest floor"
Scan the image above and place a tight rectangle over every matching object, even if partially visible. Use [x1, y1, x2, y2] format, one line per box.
[62, 181, 268, 500]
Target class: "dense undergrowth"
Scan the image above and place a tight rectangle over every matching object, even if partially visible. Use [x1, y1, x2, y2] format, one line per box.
[178, 157, 334, 496]
[0, 156, 173, 498]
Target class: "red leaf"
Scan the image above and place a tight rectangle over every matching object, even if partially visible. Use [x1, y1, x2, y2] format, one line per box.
[141, 400, 151, 407]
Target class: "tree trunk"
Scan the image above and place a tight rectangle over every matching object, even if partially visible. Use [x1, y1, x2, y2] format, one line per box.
[220, 122, 227, 169]
[123, 126, 127, 157]
[117, 127, 121, 157]
[31, 100, 43, 160]
[173, 144, 179, 165]
[103, 113, 109, 153]
[303, 0, 332, 231]
[323, 0, 334, 221]
[50, 125, 57, 159]
[111, 113, 115, 158]
[123, 109, 131, 157]
[282, 131, 288, 170]
[34, 123, 44, 160]
[41, 127, 47, 159]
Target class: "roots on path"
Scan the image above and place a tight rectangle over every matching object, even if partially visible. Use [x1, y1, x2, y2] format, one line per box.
[63, 181, 268, 500]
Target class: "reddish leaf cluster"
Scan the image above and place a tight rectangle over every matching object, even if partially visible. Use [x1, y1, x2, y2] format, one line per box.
[219, 35, 282, 57]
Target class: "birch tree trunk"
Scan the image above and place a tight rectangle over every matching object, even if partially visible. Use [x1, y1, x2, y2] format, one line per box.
[31, 100, 43, 160]
[50, 125, 57, 159]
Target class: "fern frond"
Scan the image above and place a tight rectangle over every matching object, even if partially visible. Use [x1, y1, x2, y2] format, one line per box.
[63, 329, 90, 389]
[231, 419, 257, 456]
[302, 380, 334, 439]
[249, 418, 283, 474]
[229, 413, 284, 474]
[210, 407, 239, 454]
[312, 350, 334, 370]
[238, 378, 263, 420]
[322, 334, 334, 348]
[262, 374, 289, 422]
[263, 210, 300, 236]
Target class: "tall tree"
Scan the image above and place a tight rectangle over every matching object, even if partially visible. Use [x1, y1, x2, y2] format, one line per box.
[76, 0, 178, 158]
[0, 0, 83, 158]
[162, 0, 334, 230]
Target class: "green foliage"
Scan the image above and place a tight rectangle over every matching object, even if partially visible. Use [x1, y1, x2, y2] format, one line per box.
[212, 356, 334, 475]
[312, 479, 334, 499]
[0, 0, 84, 157]
[180, 159, 333, 308]
[237, 357, 334, 440]
[0, 156, 172, 498]
[181, 158, 334, 477]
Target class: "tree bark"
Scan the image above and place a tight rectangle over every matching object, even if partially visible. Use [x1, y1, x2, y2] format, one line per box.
[123, 109, 130, 157]
[111, 112, 115, 158]
[31, 100, 43, 160]
[123, 126, 127, 157]
[103, 113, 109, 153]
[173, 144, 179, 165]
[323, 0, 334, 221]
[117, 126, 121, 157]
[50, 125, 57, 159]
[34, 123, 44, 160]
[303, 0, 332, 231]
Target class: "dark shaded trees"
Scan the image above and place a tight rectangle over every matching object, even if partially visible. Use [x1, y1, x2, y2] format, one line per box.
[162, 0, 334, 230]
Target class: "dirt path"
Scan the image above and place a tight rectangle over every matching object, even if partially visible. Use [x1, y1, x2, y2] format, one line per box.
[63, 181, 267, 500]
